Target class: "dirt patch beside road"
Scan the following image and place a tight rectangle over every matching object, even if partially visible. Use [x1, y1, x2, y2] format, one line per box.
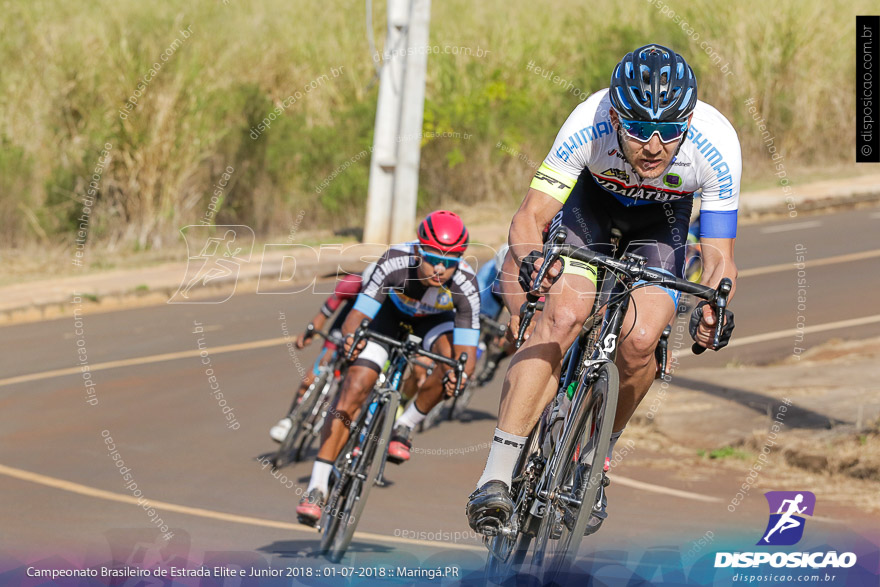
[625, 336, 880, 513]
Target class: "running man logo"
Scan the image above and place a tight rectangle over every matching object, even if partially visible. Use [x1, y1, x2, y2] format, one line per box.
[169, 225, 254, 304]
[757, 491, 816, 546]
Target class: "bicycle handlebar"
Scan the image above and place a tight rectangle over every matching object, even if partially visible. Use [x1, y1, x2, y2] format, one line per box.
[303, 323, 345, 347]
[346, 319, 469, 397]
[517, 229, 733, 353]
[479, 315, 508, 338]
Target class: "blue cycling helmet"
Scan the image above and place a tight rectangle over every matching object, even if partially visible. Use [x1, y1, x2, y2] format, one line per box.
[609, 44, 698, 122]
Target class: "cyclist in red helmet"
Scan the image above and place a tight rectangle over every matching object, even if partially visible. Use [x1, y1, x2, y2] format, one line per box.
[296, 210, 481, 526]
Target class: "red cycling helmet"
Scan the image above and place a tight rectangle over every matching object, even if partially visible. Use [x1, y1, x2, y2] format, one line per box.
[417, 210, 469, 253]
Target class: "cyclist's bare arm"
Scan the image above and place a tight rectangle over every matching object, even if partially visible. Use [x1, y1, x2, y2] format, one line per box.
[509, 189, 563, 269]
[443, 342, 478, 394]
[341, 309, 370, 356]
[499, 248, 526, 317]
[504, 188, 566, 339]
[296, 311, 329, 349]
[700, 237, 738, 293]
[695, 236, 737, 347]
[455, 342, 477, 378]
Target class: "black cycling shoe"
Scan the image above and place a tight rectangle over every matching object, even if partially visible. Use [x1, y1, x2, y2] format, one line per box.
[584, 475, 610, 536]
[466, 480, 513, 535]
[387, 425, 413, 464]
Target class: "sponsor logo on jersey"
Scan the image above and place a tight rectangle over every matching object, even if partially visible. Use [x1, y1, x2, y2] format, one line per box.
[664, 173, 683, 188]
[533, 170, 572, 192]
[602, 168, 629, 182]
[555, 120, 614, 162]
[593, 174, 693, 203]
[687, 124, 734, 198]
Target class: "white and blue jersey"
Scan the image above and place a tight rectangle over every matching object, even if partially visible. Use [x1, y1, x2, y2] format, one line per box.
[531, 88, 742, 239]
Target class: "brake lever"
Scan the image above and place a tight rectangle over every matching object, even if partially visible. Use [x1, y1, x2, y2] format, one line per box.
[346, 318, 370, 362]
[453, 352, 468, 398]
[692, 278, 732, 355]
[517, 230, 567, 349]
[516, 298, 537, 349]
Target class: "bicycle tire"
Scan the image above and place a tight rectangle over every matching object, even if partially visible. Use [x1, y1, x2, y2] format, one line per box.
[420, 398, 447, 431]
[325, 391, 399, 563]
[273, 369, 329, 469]
[484, 424, 541, 584]
[531, 362, 619, 584]
[319, 392, 372, 556]
[449, 384, 476, 420]
[294, 374, 339, 462]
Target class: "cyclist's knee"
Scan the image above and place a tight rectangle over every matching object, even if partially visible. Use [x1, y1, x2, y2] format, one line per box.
[338, 370, 374, 409]
[619, 327, 659, 366]
[542, 303, 586, 339]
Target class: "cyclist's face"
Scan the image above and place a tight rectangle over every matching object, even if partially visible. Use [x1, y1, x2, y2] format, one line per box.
[610, 109, 691, 180]
[416, 246, 460, 285]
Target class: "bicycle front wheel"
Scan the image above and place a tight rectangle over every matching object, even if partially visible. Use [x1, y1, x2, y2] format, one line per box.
[324, 391, 399, 563]
[531, 362, 619, 584]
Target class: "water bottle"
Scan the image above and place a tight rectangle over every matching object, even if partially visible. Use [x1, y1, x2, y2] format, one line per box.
[542, 389, 573, 456]
[359, 400, 378, 444]
[476, 340, 487, 361]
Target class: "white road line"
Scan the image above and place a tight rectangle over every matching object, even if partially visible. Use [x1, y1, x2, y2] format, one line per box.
[738, 249, 880, 278]
[4, 308, 880, 390]
[0, 461, 751, 549]
[0, 462, 485, 553]
[759, 220, 822, 234]
[726, 314, 880, 348]
[0, 336, 290, 387]
[611, 476, 721, 502]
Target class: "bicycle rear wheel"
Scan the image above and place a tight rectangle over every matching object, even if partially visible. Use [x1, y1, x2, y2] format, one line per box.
[484, 424, 541, 584]
[273, 370, 329, 469]
[530, 362, 619, 584]
[294, 374, 340, 462]
[322, 391, 399, 563]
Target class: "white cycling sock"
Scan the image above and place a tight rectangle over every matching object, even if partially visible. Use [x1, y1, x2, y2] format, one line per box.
[306, 459, 333, 496]
[607, 429, 624, 462]
[395, 401, 427, 430]
[476, 428, 528, 489]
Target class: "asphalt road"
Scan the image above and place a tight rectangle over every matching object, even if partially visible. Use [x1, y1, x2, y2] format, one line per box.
[1, 206, 879, 582]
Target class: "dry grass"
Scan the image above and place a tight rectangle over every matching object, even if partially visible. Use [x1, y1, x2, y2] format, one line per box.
[0, 0, 872, 251]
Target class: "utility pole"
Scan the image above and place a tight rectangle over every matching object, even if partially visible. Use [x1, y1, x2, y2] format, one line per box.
[363, 0, 409, 244]
[390, 0, 430, 244]
[363, 0, 430, 244]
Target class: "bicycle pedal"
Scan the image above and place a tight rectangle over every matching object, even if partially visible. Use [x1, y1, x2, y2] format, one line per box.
[475, 516, 503, 537]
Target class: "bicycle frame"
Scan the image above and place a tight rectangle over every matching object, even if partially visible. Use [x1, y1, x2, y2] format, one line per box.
[319, 322, 468, 562]
[486, 228, 732, 581]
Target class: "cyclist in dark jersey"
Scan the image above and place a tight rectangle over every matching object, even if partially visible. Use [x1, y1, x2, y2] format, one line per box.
[297, 210, 481, 525]
[269, 271, 372, 443]
[467, 45, 740, 532]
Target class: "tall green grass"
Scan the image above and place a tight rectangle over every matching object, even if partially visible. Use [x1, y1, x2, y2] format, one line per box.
[0, 0, 868, 249]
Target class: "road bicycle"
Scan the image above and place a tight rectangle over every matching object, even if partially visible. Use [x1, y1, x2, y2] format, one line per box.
[483, 229, 731, 584]
[271, 326, 345, 469]
[318, 320, 468, 562]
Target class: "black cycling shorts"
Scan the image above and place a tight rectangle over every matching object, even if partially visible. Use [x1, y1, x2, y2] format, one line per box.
[353, 301, 455, 372]
[547, 170, 693, 304]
